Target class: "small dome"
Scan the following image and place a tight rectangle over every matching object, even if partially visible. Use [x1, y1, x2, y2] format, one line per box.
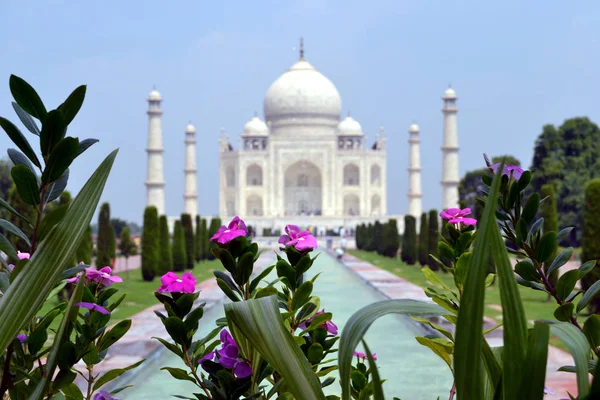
[409, 123, 420, 133]
[185, 123, 196, 134]
[443, 87, 456, 99]
[148, 89, 162, 101]
[243, 116, 269, 136]
[337, 115, 363, 136]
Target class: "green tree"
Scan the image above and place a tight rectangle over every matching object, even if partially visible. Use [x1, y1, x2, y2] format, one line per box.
[364, 223, 375, 252]
[195, 215, 202, 262]
[540, 184, 559, 296]
[401, 216, 417, 265]
[76, 225, 93, 265]
[418, 213, 429, 266]
[110, 218, 129, 237]
[141, 206, 159, 281]
[0, 158, 12, 203]
[207, 217, 221, 260]
[427, 210, 440, 271]
[158, 216, 172, 274]
[374, 221, 383, 255]
[200, 218, 208, 259]
[381, 219, 400, 258]
[581, 179, 600, 312]
[172, 220, 186, 272]
[181, 213, 195, 269]
[96, 203, 113, 268]
[119, 226, 134, 277]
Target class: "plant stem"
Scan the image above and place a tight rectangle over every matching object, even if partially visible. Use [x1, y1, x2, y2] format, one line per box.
[0, 344, 14, 398]
[449, 381, 456, 400]
[183, 348, 212, 399]
[30, 185, 47, 253]
[86, 365, 94, 400]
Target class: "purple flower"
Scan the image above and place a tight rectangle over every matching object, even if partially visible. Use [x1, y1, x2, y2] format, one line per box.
[76, 302, 110, 315]
[354, 351, 377, 361]
[68, 266, 123, 287]
[17, 334, 27, 343]
[93, 391, 118, 400]
[544, 387, 555, 395]
[7, 264, 14, 271]
[298, 310, 338, 335]
[157, 272, 196, 293]
[17, 251, 30, 260]
[210, 216, 247, 244]
[200, 330, 252, 379]
[278, 225, 318, 252]
[491, 163, 524, 181]
[439, 208, 477, 226]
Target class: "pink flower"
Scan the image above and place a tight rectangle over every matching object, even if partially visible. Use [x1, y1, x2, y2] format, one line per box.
[199, 330, 252, 379]
[17, 251, 30, 260]
[278, 225, 318, 252]
[67, 266, 123, 287]
[491, 163, 524, 181]
[210, 216, 247, 245]
[440, 208, 477, 226]
[298, 310, 338, 335]
[157, 272, 196, 293]
[76, 302, 110, 315]
[354, 351, 377, 361]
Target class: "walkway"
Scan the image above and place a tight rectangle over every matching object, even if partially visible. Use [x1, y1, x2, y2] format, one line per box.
[339, 252, 578, 400]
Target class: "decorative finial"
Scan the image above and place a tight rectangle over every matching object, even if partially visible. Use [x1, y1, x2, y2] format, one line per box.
[253, 111, 258, 118]
[220, 127, 226, 138]
[347, 111, 351, 118]
[299, 37, 304, 60]
[380, 126, 385, 136]
[153, 84, 156, 90]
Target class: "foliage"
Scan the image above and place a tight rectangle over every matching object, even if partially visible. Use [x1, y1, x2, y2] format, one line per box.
[76, 225, 93, 264]
[581, 179, 600, 313]
[540, 184, 559, 289]
[141, 206, 158, 281]
[373, 221, 383, 255]
[158, 215, 173, 275]
[418, 212, 428, 266]
[401, 215, 417, 265]
[200, 218, 208, 260]
[5, 183, 35, 258]
[380, 219, 400, 258]
[181, 213, 195, 269]
[427, 210, 440, 270]
[206, 217, 221, 260]
[110, 217, 129, 237]
[96, 202, 113, 268]
[195, 215, 202, 262]
[0, 158, 12, 203]
[172, 220, 186, 272]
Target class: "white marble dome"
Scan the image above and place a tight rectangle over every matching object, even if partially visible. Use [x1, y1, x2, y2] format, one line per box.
[263, 59, 341, 123]
[185, 123, 196, 134]
[443, 87, 456, 99]
[243, 116, 269, 136]
[409, 123, 420, 133]
[337, 115, 363, 136]
[148, 89, 162, 101]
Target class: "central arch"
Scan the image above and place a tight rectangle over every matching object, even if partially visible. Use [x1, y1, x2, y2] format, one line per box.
[284, 160, 322, 216]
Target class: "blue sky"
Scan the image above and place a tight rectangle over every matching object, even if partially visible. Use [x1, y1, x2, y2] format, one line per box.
[1, 1, 599, 223]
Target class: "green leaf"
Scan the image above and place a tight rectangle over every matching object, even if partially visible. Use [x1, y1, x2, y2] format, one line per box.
[579, 260, 597, 280]
[225, 296, 326, 400]
[0, 197, 32, 226]
[415, 336, 453, 370]
[40, 110, 67, 156]
[517, 170, 531, 191]
[0, 149, 117, 353]
[554, 303, 575, 322]
[12, 101, 40, 135]
[549, 322, 591, 398]
[153, 336, 183, 357]
[216, 277, 240, 302]
[535, 231, 557, 263]
[547, 247, 574, 277]
[58, 85, 86, 125]
[93, 359, 144, 391]
[160, 366, 197, 383]
[515, 218, 528, 246]
[577, 279, 600, 313]
[0, 116, 41, 169]
[528, 218, 544, 240]
[7, 148, 36, 174]
[521, 193, 540, 224]
[78, 138, 99, 156]
[184, 306, 204, 331]
[61, 383, 84, 400]
[583, 315, 600, 350]
[45, 169, 69, 203]
[98, 319, 131, 352]
[276, 259, 297, 290]
[235, 251, 254, 286]
[411, 317, 453, 340]
[11, 164, 40, 206]
[41, 137, 80, 183]
[9, 75, 47, 120]
[555, 270, 580, 301]
[514, 259, 540, 282]
[292, 281, 313, 311]
[249, 264, 275, 293]
[454, 252, 472, 288]
[0, 219, 30, 248]
[255, 286, 278, 299]
[163, 317, 189, 346]
[36, 204, 69, 242]
[307, 342, 324, 364]
[516, 277, 546, 291]
[422, 267, 453, 291]
[556, 227, 573, 244]
[362, 340, 384, 400]
[29, 276, 85, 399]
[519, 322, 549, 399]
[591, 359, 600, 398]
[338, 299, 445, 400]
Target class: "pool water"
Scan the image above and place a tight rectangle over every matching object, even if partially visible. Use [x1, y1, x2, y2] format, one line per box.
[119, 252, 452, 399]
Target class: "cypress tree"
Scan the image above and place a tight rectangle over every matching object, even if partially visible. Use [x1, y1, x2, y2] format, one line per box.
[141, 206, 159, 281]
[207, 217, 221, 260]
[540, 184, 559, 290]
[158, 216, 172, 274]
[96, 203, 113, 268]
[200, 218, 208, 259]
[355, 224, 363, 250]
[172, 220, 186, 272]
[427, 210, 440, 271]
[181, 213, 195, 269]
[195, 215, 202, 262]
[374, 221, 383, 255]
[109, 220, 116, 261]
[365, 223, 375, 252]
[76, 225, 93, 265]
[418, 212, 429, 266]
[581, 179, 600, 312]
[381, 219, 400, 258]
[401, 216, 417, 265]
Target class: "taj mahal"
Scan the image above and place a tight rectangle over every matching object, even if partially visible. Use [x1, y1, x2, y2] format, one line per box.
[144, 41, 460, 234]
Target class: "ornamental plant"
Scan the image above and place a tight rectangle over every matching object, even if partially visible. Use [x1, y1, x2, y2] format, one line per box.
[418, 212, 428, 266]
[195, 215, 202, 262]
[400, 215, 416, 265]
[181, 213, 195, 269]
[172, 220, 186, 272]
[158, 215, 173, 274]
[96, 203, 113, 268]
[0, 76, 142, 399]
[427, 209, 440, 270]
[141, 206, 159, 281]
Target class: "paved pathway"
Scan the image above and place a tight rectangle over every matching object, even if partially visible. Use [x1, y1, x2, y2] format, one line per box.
[338, 252, 579, 400]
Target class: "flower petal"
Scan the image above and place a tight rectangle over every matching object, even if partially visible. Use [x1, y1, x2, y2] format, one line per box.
[234, 361, 252, 378]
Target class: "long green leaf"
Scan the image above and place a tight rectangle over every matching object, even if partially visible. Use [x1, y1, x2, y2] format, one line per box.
[0, 219, 31, 247]
[519, 322, 549, 399]
[11, 101, 40, 136]
[577, 280, 600, 313]
[29, 276, 85, 400]
[0, 197, 32, 226]
[338, 299, 445, 400]
[0, 149, 118, 352]
[362, 340, 384, 400]
[9, 75, 47, 120]
[549, 322, 591, 397]
[0, 117, 41, 169]
[225, 295, 326, 400]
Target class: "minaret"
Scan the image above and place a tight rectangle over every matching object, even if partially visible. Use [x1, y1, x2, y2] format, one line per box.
[441, 87, 459, 210]
[146, 88, 165, 215]
[408, 123, 422, 218]
[183, 123, 198, 216]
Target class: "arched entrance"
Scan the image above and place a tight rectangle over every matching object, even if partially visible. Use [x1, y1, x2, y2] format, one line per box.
[284, 160, 322, 216]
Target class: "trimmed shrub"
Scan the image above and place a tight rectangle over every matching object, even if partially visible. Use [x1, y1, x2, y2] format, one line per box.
[418, 213, 429, 266]
[427, 210, 440, 270]
[158, 216, 173, 274]
[200, 218, 208, 259]
[181, 214, 195, 269]
[141, 206, 159, 281]
[207, 217, 222, 260]
[381, 219, 400, 258]
[581, 179, 600, 312]
[401, 216, 417, 265]
[355, 224, 364, 250]
[195, 215, 202, 262]
[76, 225, 93, 265]
[374, 221, 383, 255]
[96, 203, 113, 268]
[540, 184, 559, 288]
[172, 220, 186, 272]
[364, 223, 375, 252]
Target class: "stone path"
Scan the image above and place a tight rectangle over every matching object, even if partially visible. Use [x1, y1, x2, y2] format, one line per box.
[337, 252, 579, 400]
